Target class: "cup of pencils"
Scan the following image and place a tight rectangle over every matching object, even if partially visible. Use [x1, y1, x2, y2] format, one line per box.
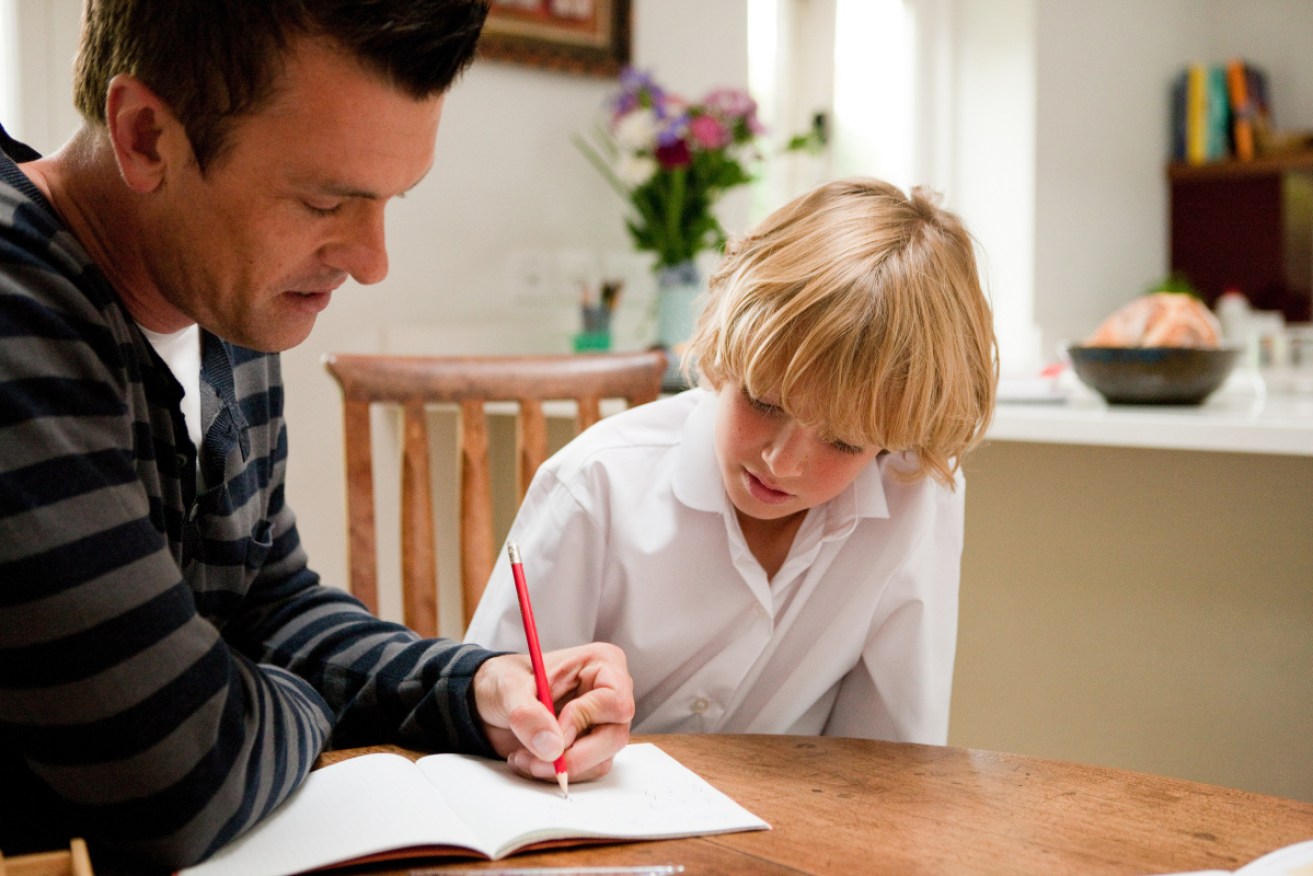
[573, 279, 622, 353]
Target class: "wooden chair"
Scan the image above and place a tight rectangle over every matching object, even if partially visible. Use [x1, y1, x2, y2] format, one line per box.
[0, 839, 94, 876]
[323, 350, 666, 637]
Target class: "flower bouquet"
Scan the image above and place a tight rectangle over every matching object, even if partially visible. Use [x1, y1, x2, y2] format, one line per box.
[576, 69, 765, 386]
[575, 67, 766, 274]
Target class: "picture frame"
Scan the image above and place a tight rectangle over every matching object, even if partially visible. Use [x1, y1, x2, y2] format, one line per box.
[479, 0, 631, 77]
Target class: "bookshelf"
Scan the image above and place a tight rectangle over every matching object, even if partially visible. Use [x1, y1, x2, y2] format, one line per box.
[1167, 151, 1313, 322]
[1167, 149, 1313, 181]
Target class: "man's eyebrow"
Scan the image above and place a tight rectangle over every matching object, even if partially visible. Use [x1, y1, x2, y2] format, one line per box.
[311, 164, 433, 201]
[319, 183, 383, 200]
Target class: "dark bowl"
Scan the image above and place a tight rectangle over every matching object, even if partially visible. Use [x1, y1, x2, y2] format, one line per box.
[1066, 345, 1240, 405]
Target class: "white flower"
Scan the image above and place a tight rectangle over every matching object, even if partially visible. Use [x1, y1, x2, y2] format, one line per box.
[613, 108, 659, 151]
[615, 154, 658, 187]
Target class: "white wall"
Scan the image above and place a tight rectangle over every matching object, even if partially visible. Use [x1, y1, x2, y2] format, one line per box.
[1031, 0, 1202, 358]
[3, 0, 82, 150]
[945, 0, 1038, 369]
[943, 0, 1313, 366]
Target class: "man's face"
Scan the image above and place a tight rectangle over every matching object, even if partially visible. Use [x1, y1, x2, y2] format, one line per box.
[152, 37, 444, 351]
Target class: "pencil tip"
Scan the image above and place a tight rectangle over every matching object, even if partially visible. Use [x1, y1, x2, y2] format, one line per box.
[558, 772, 570, 798]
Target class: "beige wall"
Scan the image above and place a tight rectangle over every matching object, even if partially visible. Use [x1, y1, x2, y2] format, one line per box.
[950, 440, 1313, 802]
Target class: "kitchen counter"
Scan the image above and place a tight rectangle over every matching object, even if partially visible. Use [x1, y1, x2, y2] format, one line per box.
[955, 383, 1312, 803]
[989, 388, 1313, 456]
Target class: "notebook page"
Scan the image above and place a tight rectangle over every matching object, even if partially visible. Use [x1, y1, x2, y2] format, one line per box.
[181, 753, 485, 876]
[417, 743, 769, 860]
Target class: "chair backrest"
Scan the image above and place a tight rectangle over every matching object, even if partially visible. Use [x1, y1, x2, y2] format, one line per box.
[0, 838, 94, 876]
[322, 350, 666, 637]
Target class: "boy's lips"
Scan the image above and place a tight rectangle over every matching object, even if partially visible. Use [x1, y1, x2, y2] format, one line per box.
[744, 469, 792, 504]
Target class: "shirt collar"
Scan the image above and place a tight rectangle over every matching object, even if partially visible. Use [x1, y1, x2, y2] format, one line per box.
[670, 387, 891, 524]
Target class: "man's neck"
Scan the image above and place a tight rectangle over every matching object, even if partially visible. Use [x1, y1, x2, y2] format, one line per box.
[19, 126, 193, 333]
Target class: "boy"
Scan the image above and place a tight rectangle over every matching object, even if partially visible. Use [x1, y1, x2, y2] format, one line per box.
[466, 178, 996, 743]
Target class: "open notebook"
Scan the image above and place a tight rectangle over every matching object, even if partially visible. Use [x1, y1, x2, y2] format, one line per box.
[179, 743, 768, 876]
[1155, 839, 1313, 876]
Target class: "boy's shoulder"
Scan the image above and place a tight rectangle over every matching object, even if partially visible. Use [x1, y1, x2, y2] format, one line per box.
[544, 388, 705, 480]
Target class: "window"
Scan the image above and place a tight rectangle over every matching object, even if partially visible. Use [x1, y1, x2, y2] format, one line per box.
[748, 0, 915, 219]
[0, 0, 19, 132]
[750, 0, 1042, 371]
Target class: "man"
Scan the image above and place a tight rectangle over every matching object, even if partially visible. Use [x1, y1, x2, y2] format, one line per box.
[0, 1, 633, 870]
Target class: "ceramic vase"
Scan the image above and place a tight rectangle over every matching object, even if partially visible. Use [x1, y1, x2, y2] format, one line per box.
[655, 260, 702, 391]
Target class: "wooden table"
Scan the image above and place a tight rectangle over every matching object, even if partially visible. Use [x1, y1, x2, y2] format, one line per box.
[317, 734, 1313, 875]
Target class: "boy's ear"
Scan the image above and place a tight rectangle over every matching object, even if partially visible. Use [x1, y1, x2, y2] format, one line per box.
[104, 73, 190, 194]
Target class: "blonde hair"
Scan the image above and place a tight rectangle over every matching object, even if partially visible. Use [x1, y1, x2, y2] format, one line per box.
[688, 177, 998, 487]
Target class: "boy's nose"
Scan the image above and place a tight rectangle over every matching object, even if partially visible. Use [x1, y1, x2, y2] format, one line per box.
[762, 422, 807, 478]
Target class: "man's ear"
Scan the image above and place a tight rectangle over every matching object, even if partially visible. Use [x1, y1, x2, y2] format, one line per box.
[104, 73, 191, 194]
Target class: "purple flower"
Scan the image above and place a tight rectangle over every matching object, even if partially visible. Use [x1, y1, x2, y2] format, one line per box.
[656, 109, 689, 148]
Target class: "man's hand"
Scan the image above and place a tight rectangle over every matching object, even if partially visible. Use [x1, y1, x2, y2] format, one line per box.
[472, 642, 634, 783]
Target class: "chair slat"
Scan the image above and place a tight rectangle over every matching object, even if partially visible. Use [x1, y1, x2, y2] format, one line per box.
[518, 399, 548, 504]
[341, 397, 379, 614]
[459, 400, 494, 630]
[577, 395, 602, 431]
[0, 838, 94, 876]
[401, 401, 438, 638]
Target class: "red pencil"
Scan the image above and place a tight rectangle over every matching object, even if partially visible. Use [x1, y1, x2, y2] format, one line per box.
[507, 541, 569, 797]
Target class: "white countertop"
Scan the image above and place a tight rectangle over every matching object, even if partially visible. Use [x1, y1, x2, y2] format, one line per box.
[989, 387, 1313, 457]
[487, 371, 1313, 458]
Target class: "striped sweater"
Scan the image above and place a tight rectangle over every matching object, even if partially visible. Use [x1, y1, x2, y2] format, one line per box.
[0, 129, 498, 871]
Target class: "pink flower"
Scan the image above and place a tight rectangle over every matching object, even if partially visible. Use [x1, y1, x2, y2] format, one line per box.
[703, 88, 752, 119]
[688, 114, 730, 149]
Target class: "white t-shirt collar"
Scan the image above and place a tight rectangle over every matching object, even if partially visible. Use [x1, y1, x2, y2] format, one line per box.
[138, 322, 202, 449]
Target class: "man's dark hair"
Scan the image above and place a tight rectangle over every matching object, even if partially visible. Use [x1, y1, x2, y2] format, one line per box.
[73, 0, 490, 170]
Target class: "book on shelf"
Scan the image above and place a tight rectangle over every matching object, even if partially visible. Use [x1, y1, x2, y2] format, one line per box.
[1185, 62, 1208, 165]
[1204, 64, 1230, 162]
[1244, 62, 1273, 152]
[1226, 57, 1255, 161]
[1172, 58, 1272, 166]
[177, 743, 769, 876]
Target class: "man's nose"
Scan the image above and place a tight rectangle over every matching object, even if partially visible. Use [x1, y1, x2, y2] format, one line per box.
[324, 205, 389, 285]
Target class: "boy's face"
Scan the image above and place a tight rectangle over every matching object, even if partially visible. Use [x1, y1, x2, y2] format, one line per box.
[712, 383, 881, 522]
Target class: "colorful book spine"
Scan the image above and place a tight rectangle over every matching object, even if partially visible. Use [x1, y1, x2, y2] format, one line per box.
[1226, 57, 1255, 161]
[1185, 62, 1207, 165]
[1170, 70, 1187, 162]
[1205, 64, 1230, 161]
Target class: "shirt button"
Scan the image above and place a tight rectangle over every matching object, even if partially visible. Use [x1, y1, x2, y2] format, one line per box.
[755, 604, 769, 619]
[690, 697, 710, 714]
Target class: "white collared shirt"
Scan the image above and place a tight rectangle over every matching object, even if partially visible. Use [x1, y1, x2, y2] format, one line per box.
[464, 388, 965, 743]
